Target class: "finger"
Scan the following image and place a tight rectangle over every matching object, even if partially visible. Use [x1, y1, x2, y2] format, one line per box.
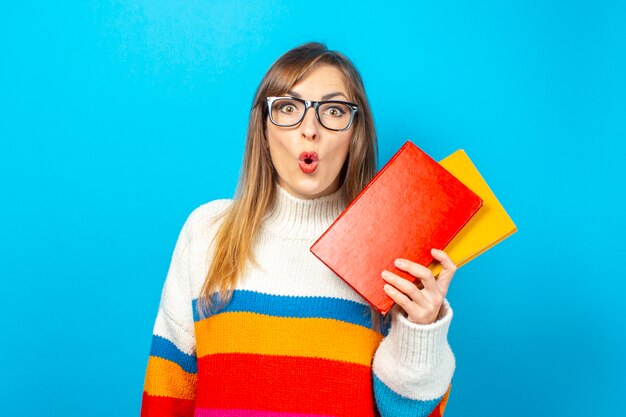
[430, 248, 457, 293]
[394, 258, 439, 297]
[382, 281, 422, 319]
[431, 248, 457, 274]
[381, 270, 430, 308]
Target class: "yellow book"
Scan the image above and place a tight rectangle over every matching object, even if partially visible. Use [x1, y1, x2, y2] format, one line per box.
[428, 149, 517, 277]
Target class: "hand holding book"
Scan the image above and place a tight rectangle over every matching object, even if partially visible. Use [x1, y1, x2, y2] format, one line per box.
[381, 248, 457, 324]
[310, 140, 517, 316]
[310, 140, 483, 315]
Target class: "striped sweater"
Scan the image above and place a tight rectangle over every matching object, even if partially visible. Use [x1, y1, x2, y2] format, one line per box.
[141, 182, 456, 417]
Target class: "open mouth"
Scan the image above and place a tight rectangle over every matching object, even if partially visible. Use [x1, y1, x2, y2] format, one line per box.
[299, 151, 319, 162]
[298, 152, 319, 173]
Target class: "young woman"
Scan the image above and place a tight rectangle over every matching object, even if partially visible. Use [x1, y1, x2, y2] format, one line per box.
[141, 42, 457, 417]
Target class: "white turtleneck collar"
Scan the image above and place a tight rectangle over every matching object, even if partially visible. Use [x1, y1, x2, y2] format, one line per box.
[261, 182, 349, 240]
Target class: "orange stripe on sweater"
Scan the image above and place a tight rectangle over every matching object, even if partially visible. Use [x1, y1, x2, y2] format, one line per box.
[194, 311, 382, 365]
[143, 356, 197, 400]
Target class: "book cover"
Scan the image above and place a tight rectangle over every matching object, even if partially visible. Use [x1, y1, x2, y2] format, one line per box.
[428, 149, 517, 276]
[310, 140, 483, 315]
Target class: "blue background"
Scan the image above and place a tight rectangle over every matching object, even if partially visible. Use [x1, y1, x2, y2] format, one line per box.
[2, 1, 625, 416]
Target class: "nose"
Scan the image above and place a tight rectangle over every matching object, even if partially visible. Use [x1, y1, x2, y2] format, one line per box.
[299, 106, 320, 140]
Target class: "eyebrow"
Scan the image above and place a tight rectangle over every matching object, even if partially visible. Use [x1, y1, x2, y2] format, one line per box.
[287, 90, 349, 101]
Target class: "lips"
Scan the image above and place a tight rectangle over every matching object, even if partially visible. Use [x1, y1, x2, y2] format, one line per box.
[298, 151, 319, 173]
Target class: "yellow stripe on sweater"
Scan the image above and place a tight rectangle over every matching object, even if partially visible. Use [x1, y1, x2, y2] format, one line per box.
[194, 312, 383, 365]
[143, 356, 197, 399]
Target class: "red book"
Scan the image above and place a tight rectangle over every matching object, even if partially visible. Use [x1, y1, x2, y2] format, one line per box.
[310, 140, 483, 315]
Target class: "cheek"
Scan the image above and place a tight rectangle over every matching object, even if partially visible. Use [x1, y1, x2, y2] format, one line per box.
[266, 126, 293, 165]
[332, 134, 352, 162]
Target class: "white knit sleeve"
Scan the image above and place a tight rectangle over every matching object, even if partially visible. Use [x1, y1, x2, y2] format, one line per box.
[141, 209, 199, 416]
[372, 298, 456, 417]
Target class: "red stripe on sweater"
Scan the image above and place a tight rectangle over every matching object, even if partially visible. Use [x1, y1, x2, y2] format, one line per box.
[140, 391, 195, 417]
[195, 353, 375, 417]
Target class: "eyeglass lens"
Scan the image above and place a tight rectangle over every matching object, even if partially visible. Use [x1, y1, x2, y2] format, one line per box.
[270, 98, 353, 130]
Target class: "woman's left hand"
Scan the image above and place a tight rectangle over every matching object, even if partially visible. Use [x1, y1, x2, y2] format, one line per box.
[381, 248, 457, 325]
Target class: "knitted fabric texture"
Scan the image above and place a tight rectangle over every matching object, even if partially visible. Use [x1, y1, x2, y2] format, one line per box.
[141, 182, 456, 417]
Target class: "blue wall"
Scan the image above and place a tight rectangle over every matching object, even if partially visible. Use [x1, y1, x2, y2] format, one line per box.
[2, 1, 624, 416]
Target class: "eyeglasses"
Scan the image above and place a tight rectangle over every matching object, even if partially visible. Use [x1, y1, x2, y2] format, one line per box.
[266, 96, 359, 131]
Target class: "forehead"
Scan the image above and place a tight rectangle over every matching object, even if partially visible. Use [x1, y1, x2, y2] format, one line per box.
[289, 64, 349, 99]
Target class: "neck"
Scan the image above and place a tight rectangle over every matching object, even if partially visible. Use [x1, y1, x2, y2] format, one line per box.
[261, 182, 348, 240]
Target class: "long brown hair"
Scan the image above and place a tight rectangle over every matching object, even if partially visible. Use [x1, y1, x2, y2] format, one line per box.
[196, 42, 388, 332]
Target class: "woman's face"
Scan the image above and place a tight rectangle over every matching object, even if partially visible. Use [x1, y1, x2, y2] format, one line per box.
[265, 64, 353, 199]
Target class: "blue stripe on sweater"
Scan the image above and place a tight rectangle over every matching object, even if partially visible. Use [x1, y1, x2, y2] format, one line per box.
[191, 289, 375, 329]
[149, 334, 198, 374]
[373, 374, 443, 417]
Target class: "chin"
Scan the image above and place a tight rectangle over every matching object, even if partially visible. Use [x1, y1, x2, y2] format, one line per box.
[304, 182, 338, 198]
[283, 179, 331, 199]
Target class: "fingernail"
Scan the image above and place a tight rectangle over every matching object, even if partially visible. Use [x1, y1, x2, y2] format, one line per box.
[394, 258, 405, 267]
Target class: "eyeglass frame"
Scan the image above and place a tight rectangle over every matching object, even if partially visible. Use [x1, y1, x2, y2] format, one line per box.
[265, 96, 359, 132]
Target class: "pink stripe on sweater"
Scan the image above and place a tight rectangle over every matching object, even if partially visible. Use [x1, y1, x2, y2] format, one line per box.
[194, 408, 331, 417]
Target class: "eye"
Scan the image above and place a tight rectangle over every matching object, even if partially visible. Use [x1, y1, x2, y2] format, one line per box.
[330, 107, 344, 116]
[322, 104, 348, 117]
[274, 100, 299, 114]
